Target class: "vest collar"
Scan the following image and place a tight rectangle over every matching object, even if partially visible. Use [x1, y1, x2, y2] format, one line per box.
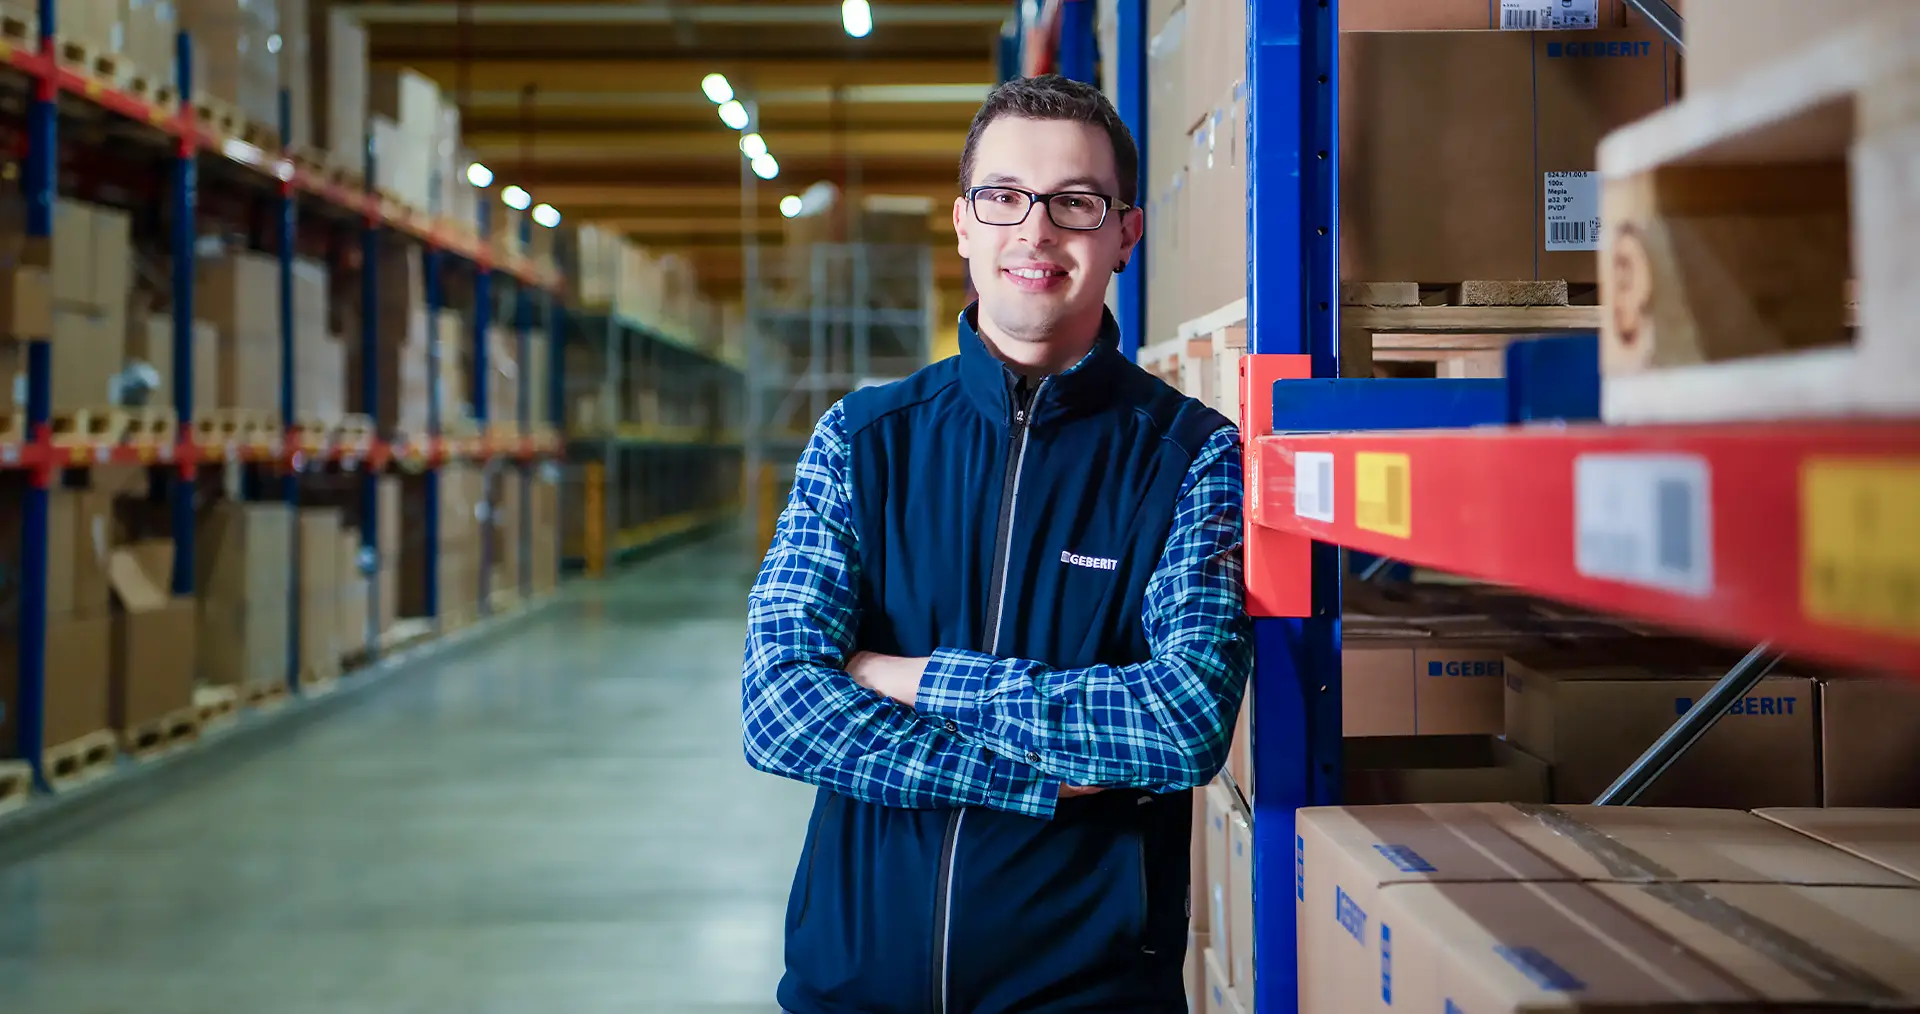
[957, 302, 1127, 427]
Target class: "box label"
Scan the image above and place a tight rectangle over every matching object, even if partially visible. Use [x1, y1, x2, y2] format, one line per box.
[1574, 453, 1713, 597]
[1295, 451, 1335, 522]
[1335, 885, 1369, 943]
[1545, 172, 1601, 251]
[1355, 452, 1411, 539]
[1502, 0, 1599, 30]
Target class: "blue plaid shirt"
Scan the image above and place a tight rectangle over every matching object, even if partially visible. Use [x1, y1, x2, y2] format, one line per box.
[742, 400, 1251, 820]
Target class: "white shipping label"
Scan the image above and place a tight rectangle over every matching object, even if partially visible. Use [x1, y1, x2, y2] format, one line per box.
[1294, 451, 1336, 523]
[1574, 454, 1714, 598]
[1501, 0, 1599, 29]
[1544, 171, 1601, 252]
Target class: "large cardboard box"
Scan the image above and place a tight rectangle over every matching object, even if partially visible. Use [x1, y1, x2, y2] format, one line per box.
[1343, 734, 1549, 805]
[1226, 806, 1253, 1009]
[0, 615, 112, 756]
[1339, 27, 1679, 284]
[1343, 634, 1523, 738]
[1341, 0, 1640, 30]
[196, 501, 292, 687]
[306, 4, 369, 174]
[42, 486, 114, 620]
[1817, 677, 1920, 807]
[1183, 83, 1247, 325]
[1356, 879, 1920, 1014]
[1757, 808, 1920, 885]
[1202, 781, 1236, 953]
[1504, 654, 1818, 807]
[108, 543, 196, 731]
[1295, 803, 1917, 1014]
[298, 508, 341, 681]
[131, 315, 221, 416]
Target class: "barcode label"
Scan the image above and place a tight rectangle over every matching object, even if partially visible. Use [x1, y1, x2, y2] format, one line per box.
[1501, 0, 1599, 29]
[1545, 172, 1601, 251]
[1575, 454, 1713, 597]
[1295, 451, 1336, 522]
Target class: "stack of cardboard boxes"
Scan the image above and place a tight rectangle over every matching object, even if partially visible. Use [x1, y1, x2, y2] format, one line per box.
[197, 500, 293, 691]
[0, 197, 134, 413]
[400, 467, 483, 629]
[108, 536, 198, 738]
[297, 508, 341, 685]
[0, 479, 116, 761]
[564, 225, 731, 357]
[368, 68, 444, 211]
[177, 0, 281, 135]
[296, 2, 370, 175]
[1140, 0, 1682, 345]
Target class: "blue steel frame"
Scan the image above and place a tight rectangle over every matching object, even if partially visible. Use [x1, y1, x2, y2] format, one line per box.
[279, 87, 303, 692]
[1246, 1, 1343, 1010]
[361, 128, 387, 647]
[517, 215, 535, 598]
[1111, 0, 1147, 362]
[424, 245, 445, 624]
[473, 202, 494, 614]
[17, 0, 59, 789]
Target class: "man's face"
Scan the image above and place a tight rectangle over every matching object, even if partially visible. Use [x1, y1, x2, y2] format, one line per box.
[954, 115, 1142, 350]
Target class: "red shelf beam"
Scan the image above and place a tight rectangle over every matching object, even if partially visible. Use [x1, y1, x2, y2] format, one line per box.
[1248, 422, 1920, 677]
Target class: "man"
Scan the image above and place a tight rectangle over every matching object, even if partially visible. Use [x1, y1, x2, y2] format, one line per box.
[742, 74, 1251, 1014]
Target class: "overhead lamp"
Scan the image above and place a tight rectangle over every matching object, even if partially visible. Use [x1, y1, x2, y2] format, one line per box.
[739, 132, 768, 159]
[718, 99, 749, 130]
[842, 0, 873, 37]
[532, 203, 561, 228]
[501, 185, 531, 211]
[779, 195, 803, 218]
[267, 33, 283, 54]
[701, 73, 734, 104]
[466, 161, 494, 188]
[751, 153, 779, 180]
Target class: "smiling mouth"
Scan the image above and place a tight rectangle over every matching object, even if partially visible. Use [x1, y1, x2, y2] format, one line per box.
[1004, 267, 1067, 279]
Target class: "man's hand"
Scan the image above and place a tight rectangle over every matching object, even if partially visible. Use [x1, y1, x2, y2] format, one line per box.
[1057, 785, 1106, 798]
[846, 651, 930, 708]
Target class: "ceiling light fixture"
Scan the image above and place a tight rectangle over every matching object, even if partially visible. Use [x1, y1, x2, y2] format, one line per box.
[501, 185, 531, 210]
[842, 0, 873, 37]
[532, 203, 561, 228]
[779, 195, 803, 218]
[466, 162, 494, 187]
[739, 132, 768, 159]
[718, 99, 749, 130]
[751, 153, 779, 180]
[700, 73, 734, 104]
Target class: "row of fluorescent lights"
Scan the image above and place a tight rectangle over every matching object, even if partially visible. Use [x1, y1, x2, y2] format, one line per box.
[464, 162, 563, 229]
[701, 73, 780, 180]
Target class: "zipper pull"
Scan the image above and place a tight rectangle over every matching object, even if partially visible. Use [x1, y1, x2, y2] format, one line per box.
[1013, 408, 1026, 425]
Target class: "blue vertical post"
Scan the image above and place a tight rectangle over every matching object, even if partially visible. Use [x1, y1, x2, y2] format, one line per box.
[1058, 0, 1096, 83]
[516, 215, 534, 597]
[473, 200, 493, 614]
[1113, 0, 1147, 361]
[546, 294, 564, 578]
[422, 247, 443, 624]
[170, 31, 198, 607]
[1247, 1, 1342, 1012]
[279, 87, 302, 693]
[998, 11, 1022, 83]
[360, 134, 382, 654]
[17, 0, 59, 790]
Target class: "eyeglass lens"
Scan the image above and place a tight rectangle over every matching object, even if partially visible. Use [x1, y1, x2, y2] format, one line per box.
[971, 188, 1109, 230]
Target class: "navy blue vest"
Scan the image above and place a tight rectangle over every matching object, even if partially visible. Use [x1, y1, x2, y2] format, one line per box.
[778, 308, 1231, 1014]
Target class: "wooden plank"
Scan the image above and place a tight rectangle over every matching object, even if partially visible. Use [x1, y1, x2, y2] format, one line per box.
[1177, 298, 1248, 340]
[1343, 305, 1603, 334]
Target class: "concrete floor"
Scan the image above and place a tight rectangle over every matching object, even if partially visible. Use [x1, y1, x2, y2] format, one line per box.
[0, 536, 812, 1013]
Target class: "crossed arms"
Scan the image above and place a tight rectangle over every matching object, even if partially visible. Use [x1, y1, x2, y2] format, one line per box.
[740, 401, 1252, 820]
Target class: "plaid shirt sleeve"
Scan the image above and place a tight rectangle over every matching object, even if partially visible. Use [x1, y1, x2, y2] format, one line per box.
[741, 400, 1062, 819]
[915, 425, 1252, 790]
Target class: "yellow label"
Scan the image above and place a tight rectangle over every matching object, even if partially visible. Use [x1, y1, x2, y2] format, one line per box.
[1802, 458, 1920, 639]
[1354, 452, 1412, 539]
[84, 79, 101, 98]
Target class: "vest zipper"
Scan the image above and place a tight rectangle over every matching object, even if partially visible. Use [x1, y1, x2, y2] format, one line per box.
[931, 377, 1045, 1014]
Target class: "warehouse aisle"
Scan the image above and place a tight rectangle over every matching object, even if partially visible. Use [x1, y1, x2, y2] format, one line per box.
[0, 536, 813, 1014]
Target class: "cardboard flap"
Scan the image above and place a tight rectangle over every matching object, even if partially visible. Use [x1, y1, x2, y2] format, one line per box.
[109, 542, 172, 612]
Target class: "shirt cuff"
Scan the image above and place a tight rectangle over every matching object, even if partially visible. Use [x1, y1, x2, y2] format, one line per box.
[917, 646, 997, 737]
[986, 757, 1059, 820]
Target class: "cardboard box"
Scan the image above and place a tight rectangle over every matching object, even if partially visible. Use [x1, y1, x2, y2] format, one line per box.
[1504, 655, 1818, 807]
[1189, 789, 1210, 935]
[1183, 0, 1246, 135]
[1343, 734, 1549, 805]
[1817, 677, 1920, 807]
[196, 501, 293, 687]
[307, 5, 368, 174]
[44, 486, 114, 620]
[108, 542, 196, 731]
[0, 266, 53, 340]
[299, 509, 341, 681]
[1203, 780, 1235, 952]
[0, 614, 112, 756]
[1183, 83, 1247, 326]
[1343, 635, 1523, 738]
[1226, 806, 1253, 1009]
[50, 311, 122, 410]
[1339, 27, 1679, 284]
[1356, 879, 1920, 1014]
[1184, 930, 1208, 1014]
[131, 315, 222, 416]
[1201, 946, 1237, 1014]
[1295, 802, 1917, 1014]
[1756, 808, 1920, 886]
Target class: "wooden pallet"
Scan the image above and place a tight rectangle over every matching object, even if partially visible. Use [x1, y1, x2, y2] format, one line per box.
[42, 730, 116, 789]
[299, 664, 341, 697]
[1596, 8, 1920, 424]
[124, 405, 177, 447]
[192, 96, 241, 142]
[54, 36, 124, 87]
[334, 414, 375, 451]
[241, 679, 290, 712]
[49, 407, 133, 447]
[0, 12, 33, 47]
[1341, 281, 1604, 379]
[0, 760, 30, 817]
[192, 408, 275, 450]
[193, 684, 240, 732]
[379, 618, 434, 653]
[124, 71, 178, 113]
[118, 706, 201, 761]
[238, 116, 277, 151]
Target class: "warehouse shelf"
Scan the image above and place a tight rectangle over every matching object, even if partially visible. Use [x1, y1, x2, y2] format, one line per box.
[568, 426, 745, 451]
[1, 3, 570, 801]
[571, 308, 744, 372]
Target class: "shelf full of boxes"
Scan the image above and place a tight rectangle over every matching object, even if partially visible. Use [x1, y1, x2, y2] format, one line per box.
[560, 224, 749, 574]
[1080, 0, 1920, 1011]
[0, 0, 583, 818]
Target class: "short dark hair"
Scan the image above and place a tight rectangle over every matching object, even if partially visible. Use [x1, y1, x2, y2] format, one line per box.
[959, 74, 1139, 207]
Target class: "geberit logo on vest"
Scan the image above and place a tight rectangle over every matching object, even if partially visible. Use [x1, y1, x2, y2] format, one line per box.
[1060, 550, 1119, 571]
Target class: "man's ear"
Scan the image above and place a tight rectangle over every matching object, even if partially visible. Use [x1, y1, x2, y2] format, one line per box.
[1118, 205, 1145, 269]
[952, 196, 971, 259]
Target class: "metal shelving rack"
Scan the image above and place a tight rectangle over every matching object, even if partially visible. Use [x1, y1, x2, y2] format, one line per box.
[1047, 1, 1920, 1012]
[561, 310, 746, 573]
[4, 0, 567, 796]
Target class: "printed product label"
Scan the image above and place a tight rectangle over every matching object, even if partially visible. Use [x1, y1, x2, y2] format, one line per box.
[1545, 171, 1602, 251]
[1502, 0, 1600, 30]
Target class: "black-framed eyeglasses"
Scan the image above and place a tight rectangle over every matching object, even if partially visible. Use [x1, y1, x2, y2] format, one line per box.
[965, 186, 1131, 231]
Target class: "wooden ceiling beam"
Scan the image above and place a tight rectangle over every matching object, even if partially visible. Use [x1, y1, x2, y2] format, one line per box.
[506, 159, 957, 187]
[520, 184, 960, 208]
[466, 128, 963, 160]
[383, 58, 992, 94]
